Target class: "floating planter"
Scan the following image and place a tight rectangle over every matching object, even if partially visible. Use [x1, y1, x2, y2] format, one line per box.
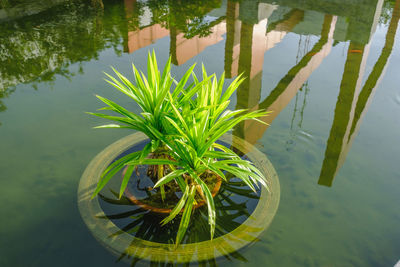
[78, 132, 280, 264]
[78, 51, 280, 264]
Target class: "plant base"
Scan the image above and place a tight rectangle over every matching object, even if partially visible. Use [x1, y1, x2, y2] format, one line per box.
[78, 132, 280, 264]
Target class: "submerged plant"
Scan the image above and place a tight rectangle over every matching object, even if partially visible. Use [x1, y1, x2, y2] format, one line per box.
[89, 51, 270, 245]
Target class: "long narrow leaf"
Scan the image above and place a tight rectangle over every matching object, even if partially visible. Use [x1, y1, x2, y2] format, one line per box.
[189, 170, 216, 240]
[119, 165, 135, 199]
[175, 185, 196, 245]
[161, 185, 190, 225]
[153, 169, 186, 188]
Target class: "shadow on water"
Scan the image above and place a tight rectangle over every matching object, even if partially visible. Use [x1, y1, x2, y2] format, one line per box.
[77, 133, 280, 266]
[98, 180, 258, 266]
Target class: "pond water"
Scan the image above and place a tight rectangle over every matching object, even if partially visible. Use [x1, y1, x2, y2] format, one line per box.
[0, 0, 399, 266]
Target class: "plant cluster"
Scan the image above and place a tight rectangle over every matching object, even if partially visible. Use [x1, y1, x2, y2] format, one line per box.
[89, 51, 270, 245]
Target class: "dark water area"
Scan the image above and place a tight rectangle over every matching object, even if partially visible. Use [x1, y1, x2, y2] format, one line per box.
[0, 0, 399, 266]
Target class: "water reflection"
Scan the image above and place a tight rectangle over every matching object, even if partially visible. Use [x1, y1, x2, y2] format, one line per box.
[98, 181, 257, 266]
[241, 13, 336, 144]
[222, 0, 396, 187]
[121, 0, 398, 186]
[0, 0, 398, 179]
[0, 0, 126, 125]
[124, 0, 224, 64]
[349, 0, 400, 140]
[117, 0, 398, 186]
[0, 1, 114, 90]
[319, 0, 399, 186]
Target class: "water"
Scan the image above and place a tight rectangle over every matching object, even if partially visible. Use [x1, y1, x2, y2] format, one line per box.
[1, 0, 400, 266]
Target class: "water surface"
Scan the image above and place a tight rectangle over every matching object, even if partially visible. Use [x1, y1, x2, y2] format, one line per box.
[0, 0, 399, 266]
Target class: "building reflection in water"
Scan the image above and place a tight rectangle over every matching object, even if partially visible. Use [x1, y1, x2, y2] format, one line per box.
[318, 0, 399, 186]
[1, 0, 398, 186]
[122, 0, 399, 187]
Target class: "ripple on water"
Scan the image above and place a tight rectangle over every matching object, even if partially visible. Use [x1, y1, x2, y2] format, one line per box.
[298, 130, 315, 144]
[285, 130, 316, 152]
[393, 92, 400, 107]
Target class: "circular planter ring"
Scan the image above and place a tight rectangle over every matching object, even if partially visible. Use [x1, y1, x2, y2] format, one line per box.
[78, 132, 280, 264]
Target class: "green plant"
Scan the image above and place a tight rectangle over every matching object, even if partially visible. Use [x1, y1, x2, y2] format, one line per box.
[89, 52, 270, 245]
[88, 51, 203, 199]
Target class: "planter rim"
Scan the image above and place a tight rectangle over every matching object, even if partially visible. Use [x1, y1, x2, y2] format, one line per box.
[78, 132, 280, 264]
